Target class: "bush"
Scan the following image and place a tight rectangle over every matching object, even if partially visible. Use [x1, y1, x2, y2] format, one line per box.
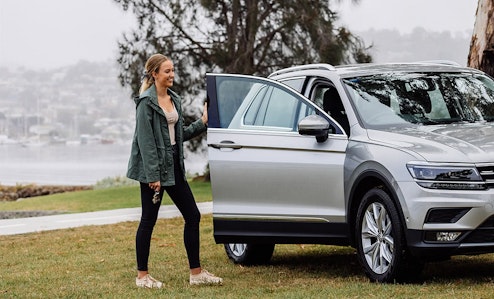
[0, 184, 92, 202]
[93, 176, 138, 189]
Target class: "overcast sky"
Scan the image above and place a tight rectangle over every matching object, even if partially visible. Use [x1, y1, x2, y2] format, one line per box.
[336, 0, 477, 34]
[0, 0, 478, 70]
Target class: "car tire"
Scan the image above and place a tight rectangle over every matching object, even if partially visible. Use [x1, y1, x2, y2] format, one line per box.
[355, 187, 423, 283]
[224, 243, 275, 265]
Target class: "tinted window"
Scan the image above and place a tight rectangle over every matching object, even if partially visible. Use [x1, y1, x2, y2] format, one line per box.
[214, 77, 254, 128]
[212, 76, 315, 131]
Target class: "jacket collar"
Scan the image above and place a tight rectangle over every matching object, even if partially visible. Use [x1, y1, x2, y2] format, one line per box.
[138, 85, 181, 114]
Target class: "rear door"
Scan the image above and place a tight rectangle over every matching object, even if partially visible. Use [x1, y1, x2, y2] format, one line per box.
[207, 74, 348, 243]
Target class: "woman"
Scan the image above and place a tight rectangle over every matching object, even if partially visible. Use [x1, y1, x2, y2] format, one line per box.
[127, 54, 222, 288]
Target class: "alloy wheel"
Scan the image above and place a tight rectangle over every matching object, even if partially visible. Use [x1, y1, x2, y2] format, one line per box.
[360, 202, 394, 275]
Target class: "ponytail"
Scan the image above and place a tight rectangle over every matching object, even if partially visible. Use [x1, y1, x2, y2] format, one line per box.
[139, 54, 170, 95]
[139, 74, 154, 95]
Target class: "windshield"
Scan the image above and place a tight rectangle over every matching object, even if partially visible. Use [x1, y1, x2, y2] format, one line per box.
[343, 72, 494, 128]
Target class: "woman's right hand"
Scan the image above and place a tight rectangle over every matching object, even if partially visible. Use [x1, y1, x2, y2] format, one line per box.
[149, 181, 161, 192]
[201, 102, 208, 125]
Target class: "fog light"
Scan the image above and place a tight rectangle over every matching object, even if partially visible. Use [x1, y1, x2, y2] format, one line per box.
[436, 232, 461, 242]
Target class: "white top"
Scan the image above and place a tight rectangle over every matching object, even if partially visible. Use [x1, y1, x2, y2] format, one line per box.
[163, 104, 178, 145]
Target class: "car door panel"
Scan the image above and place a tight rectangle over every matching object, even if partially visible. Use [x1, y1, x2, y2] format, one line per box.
[209, 129, 347, 222]
[207, 74, 348, 237]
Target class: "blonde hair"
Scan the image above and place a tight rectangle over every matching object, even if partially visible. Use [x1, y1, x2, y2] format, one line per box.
[139, 54, 170, 95]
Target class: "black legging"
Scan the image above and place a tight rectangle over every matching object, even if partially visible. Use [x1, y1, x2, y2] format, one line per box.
[136, 149, 201, 271]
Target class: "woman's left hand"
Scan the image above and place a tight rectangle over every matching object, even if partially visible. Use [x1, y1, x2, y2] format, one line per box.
[149, 181, 161, 192]
[201, 102, 208, 125]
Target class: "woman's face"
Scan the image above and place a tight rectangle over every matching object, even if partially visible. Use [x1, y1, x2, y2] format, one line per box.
[153, 60, 174, 89]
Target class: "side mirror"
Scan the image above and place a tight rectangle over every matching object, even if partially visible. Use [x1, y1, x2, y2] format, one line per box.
[298, 115, 331, 143]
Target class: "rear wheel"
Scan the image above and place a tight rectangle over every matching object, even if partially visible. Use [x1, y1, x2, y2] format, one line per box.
[224, 243, 275, 265]
[355, 187, 423, 282]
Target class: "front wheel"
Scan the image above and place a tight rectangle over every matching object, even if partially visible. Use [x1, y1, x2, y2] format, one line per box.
[224, 243, 275, 265]
[355, 188, 423, 282]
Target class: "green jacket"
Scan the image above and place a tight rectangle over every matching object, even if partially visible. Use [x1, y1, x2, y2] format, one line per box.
[126, 85, 206, 186]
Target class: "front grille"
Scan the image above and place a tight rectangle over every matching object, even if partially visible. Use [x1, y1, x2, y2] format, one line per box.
[478, 215, 494, 228]
[463, 230, 494, 243]
[477, 164, 494, 189]
[462, 216, 494, 243]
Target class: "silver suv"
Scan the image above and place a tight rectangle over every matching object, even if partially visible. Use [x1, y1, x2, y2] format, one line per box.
[205, 62, 494, 282]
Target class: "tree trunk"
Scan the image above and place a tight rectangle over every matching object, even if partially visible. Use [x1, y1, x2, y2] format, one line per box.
[468, 0, 494, 77]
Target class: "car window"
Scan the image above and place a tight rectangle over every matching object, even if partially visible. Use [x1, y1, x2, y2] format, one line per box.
[311, 85, 327, 109]
[214, 77, 255, 128]
[343, 72, 494, 128]
[250, 86, 301, 129]
[240, 84, 315, 131]
[244, 85, 268, 126]
[211, 75, 316, 131]
[279, 77, 305, 92]
[308, 83, 349, 135]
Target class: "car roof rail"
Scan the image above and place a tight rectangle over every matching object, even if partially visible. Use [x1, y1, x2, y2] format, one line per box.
[268, 63, 336, 77]
[416, 60, 461, 66]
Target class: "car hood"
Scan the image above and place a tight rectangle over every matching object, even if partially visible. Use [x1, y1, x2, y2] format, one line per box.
[367, 122, 494, 163]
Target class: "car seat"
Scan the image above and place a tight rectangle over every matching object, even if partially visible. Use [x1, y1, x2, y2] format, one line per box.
[323, 88, 350, 135]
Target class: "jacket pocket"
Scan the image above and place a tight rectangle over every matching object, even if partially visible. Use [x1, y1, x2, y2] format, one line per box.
[156, 146, 168, 178]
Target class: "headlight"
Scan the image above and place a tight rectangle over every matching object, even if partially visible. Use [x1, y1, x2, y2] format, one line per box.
[407, 164, 485, 190]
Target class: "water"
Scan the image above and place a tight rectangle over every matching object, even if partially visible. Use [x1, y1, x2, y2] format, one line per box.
[0, 143, 207, 186]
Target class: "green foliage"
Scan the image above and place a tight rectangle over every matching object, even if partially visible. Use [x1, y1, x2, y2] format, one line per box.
[114, 0, 372, 94]
[94, 176, 139, 189]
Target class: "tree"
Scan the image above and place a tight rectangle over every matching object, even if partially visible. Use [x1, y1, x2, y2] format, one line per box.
[114, 0, 371, 152]
[114, 0, 371, 95]
[468, 0, 494, 76]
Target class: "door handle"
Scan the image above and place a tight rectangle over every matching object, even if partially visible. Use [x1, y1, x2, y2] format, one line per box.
[210, 140, 242, 150]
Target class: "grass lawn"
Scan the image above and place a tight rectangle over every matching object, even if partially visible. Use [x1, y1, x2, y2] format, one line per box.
[0, 181, 212, 213]
[1, 215, 494, 298]
[1, 182, 494, 297]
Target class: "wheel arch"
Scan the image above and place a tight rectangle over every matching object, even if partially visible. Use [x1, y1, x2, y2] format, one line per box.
[347, 170, 407, 247]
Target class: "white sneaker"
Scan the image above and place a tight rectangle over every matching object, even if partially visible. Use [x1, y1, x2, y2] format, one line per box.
[135, 274, 163, 289]
[189, 269, 223, 285]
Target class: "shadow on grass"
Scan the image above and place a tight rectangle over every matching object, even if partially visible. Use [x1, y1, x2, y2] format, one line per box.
[261, 245, 494, 284]
[269, 246, 362, 279]
[422, 255, 494, 283]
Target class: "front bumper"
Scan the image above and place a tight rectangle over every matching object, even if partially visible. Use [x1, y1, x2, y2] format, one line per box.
[398, 180, 494, 258]
[407, 215, 494, 259]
